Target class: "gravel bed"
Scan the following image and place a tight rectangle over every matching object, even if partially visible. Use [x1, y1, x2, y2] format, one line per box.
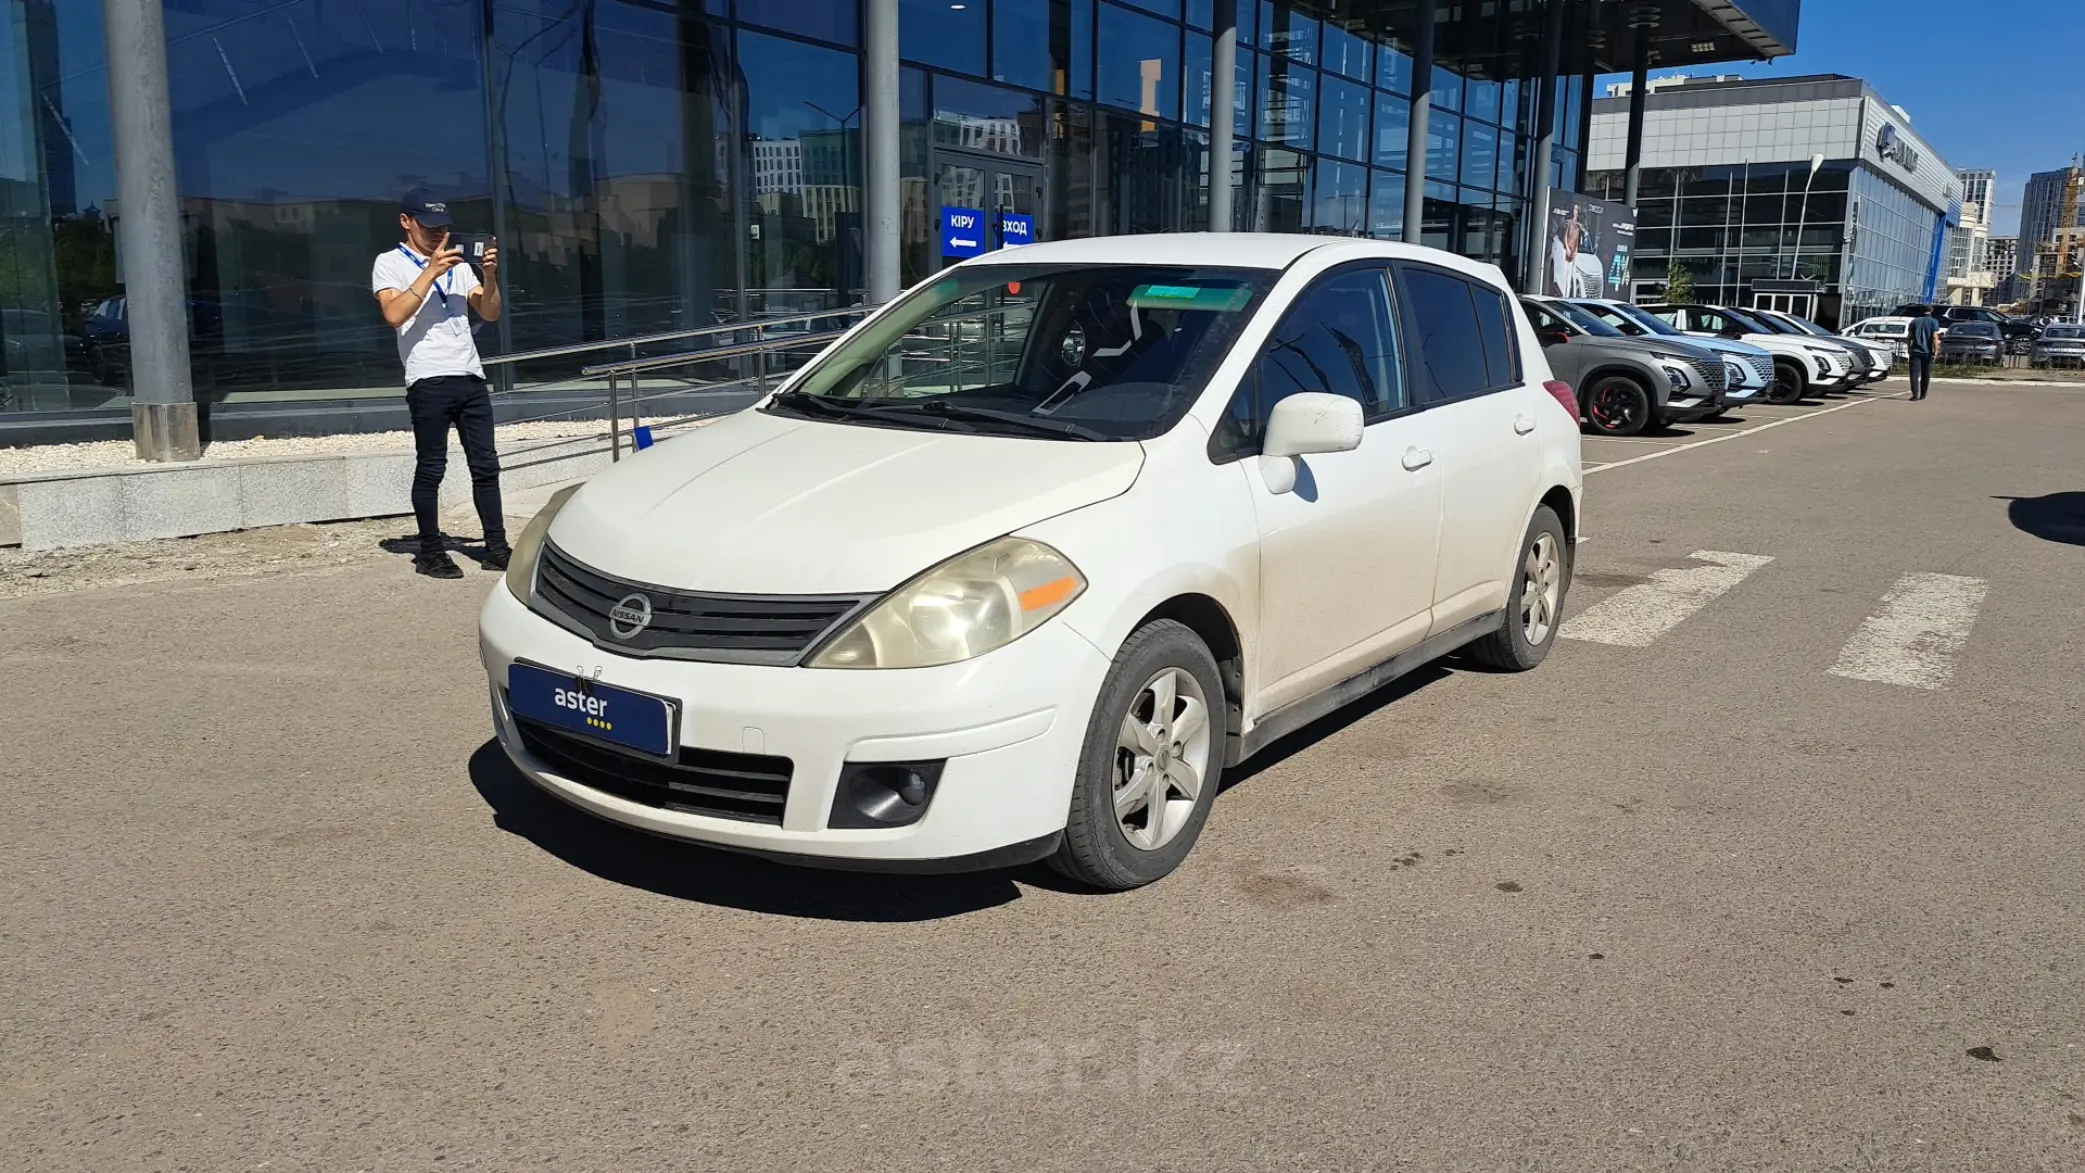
[0, 418, 613, 479]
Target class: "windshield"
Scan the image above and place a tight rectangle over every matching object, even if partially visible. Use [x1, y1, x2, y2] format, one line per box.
[1949, 322, 2001, 337]
[1598, 302, 1687, 337]
[1721, 307, 1782, 334]
[1775, 315, 1832, 337]
[1545, 300, 1626, 337]
[767, 264, 1273, 441]
[2042, 325, 2085, 339]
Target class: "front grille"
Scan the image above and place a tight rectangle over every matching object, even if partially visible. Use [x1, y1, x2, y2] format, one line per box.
[533, 544, 875, 665]
[515, 716, 792, 824]
[1745, 354, 1774, 383]
[1687, 359, 1726, 395]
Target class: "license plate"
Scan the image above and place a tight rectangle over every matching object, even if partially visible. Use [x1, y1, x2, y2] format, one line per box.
[507, 662, 677, 758]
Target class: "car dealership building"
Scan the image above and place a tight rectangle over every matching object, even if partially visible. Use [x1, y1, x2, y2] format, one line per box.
[1584, 71, 1955, 329]
[8, 0, 1799, 453]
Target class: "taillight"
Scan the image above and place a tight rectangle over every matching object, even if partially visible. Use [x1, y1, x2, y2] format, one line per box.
[1543, 380, 1579, 419]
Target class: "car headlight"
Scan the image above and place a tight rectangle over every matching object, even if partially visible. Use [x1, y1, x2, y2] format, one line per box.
[808, 537, 1086, 669]
[1656, 360, 1691, 388]
[505, 484, 582, 607]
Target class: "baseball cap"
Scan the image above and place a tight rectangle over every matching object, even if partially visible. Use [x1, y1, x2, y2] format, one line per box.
[400, 187, 452, 228]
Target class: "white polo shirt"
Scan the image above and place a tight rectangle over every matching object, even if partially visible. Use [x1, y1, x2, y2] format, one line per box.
[371, 244, 485, 386]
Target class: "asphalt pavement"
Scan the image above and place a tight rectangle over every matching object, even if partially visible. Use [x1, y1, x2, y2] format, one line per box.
[4, 380, 2083, 1172]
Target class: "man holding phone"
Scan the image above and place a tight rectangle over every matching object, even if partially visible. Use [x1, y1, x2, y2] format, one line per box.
[372, 187, 507, 579]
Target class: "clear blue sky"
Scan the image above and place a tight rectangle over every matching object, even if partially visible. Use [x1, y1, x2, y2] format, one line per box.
[1604, 0, 2085, 235]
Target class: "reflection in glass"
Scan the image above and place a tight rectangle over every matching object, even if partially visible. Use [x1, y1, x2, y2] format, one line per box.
[1257, 53, 1313, 148]
[1427, 111, 1461, 184]
[933, 77, 1045, 159]
[1431, 66, 1464, 114]
[738, 0, 857, 44]
[1260, 1, 1316, 63]
[1370, 170, 1406, 240]
[1253, 147, 1308, 232]
[995, 0, 1088, 96]
[1317, 75, 1369, 162]
[1313, 161, 1367, 235]
[900, 0, 986, 75]
[1374, 92, 1409, 171]
[1378, 41, 1413, 95]
[1464, 78, 1502, 126]
[1461, 120, 1498, 191]
[739, 31, 864, 306]
[1097, 4, 1181, 122]
[1320, 21, 1371, 81]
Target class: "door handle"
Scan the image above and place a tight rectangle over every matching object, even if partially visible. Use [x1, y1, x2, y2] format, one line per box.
[1401, 447, 1433, 471]
[1514, 414, 1536, 435]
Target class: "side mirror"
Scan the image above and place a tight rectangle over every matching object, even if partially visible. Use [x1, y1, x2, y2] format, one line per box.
[1539, 329, 1572, 347]
[1259, 392, 1364, 494]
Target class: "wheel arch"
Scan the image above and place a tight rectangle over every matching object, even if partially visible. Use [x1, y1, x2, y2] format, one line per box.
[1579, 363, 1662, 406]
[1131, 594, 1245, 743]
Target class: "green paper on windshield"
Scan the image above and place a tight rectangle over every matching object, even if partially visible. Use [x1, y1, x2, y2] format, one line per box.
[1128, 282, 1253, 312]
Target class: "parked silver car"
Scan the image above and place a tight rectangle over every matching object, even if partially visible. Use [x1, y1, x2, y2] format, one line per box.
[2028, 323, 2085, 369]
[1567, 298, 1774, 412]
[1521, 296, 1727, 436]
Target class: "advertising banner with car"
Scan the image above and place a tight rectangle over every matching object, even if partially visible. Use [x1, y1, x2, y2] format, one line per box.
[1542, 190, 1636, 301]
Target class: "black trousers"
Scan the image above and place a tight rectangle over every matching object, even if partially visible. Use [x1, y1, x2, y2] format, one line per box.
[1907, 353, 1933, 400]
[405, 374, 506, 551]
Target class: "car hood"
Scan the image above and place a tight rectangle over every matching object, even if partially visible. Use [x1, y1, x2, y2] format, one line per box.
[1594, 335, 1718, 363]
[1681, 337, 1773, 360]
[545, 408, 1147, 594]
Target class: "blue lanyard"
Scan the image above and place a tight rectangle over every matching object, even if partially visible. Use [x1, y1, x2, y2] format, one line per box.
[396, 245, 456, 311]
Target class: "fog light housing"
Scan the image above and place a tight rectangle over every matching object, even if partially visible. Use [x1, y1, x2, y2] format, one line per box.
[828, 761, 945, 829]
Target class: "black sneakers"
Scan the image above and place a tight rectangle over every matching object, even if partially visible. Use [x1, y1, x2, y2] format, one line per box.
[414, 551, 466, 579]
[481, 542, 513, 572]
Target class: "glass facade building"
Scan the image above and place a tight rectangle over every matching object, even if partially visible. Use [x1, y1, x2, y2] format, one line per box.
[1586, 73, 1954, 328]
[3, 0, 1794, 441]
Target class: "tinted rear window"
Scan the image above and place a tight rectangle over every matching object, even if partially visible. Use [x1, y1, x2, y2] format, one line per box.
[1403, 267, 1491, 400]
[1473, 287, 1520, 387]
[1950, 323, 2000, 337]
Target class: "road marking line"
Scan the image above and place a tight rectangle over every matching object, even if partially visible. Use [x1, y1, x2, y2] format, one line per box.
[1583, 394, 1899, 476]
[1829, 572, 1989, 690]
[1561, 550, 1774, 647]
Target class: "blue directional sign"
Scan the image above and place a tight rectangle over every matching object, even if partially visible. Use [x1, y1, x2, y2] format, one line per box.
[940, 207, 987, 258]
[998, 213, 1035, 248]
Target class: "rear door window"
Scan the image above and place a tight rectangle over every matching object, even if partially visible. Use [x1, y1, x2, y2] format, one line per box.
[1473, 286, 1521, 387]
[1398, 265, 1492, 402]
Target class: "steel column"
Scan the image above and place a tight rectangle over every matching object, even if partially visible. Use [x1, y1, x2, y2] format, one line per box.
[101, 0, 198, 461]
[1207, 0, 1238, 232]
[863, 0, 901, 304]
[1402, 0, 1436, 243]
[1525, 0, 1568, 291]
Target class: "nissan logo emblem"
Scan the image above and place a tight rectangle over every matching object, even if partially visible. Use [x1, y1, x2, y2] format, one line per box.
[607, 593, 653, 639]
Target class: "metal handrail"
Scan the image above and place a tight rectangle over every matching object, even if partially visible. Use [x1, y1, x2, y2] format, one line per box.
[481, 305, 874, 368]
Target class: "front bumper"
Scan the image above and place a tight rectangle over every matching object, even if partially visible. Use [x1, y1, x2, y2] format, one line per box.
[1940, 346, 2003, 364]
[478, 581, 1112, 866]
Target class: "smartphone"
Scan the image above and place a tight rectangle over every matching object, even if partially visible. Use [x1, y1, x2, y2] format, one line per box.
[446, 233, 493, 262]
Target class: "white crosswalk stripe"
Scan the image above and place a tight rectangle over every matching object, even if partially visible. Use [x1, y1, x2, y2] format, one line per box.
[1560, 550, 1774, 648]
[1829, 572, 1989, 690]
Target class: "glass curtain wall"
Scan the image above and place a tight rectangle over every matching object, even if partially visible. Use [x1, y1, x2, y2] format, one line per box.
[1586, 160, 1941, 326]
[5, 0, 1573, 426]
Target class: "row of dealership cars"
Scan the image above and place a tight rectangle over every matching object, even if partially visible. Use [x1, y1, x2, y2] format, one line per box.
[1522, 297, 1896, 436]
[1843, 309, 2085, 370]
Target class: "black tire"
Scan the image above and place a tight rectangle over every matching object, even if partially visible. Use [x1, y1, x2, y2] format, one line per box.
[1467, 505, 1571, 673]
[1583, 375, 1653, 437]
[1768, 359, 1807, 404]
[1050, 620, 1228, 891]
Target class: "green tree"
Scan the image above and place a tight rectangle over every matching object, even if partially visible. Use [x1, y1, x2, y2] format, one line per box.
[1664, 260, 1696, 305]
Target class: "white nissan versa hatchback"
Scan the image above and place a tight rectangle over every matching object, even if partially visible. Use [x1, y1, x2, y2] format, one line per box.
[480, 234, 1582, 890]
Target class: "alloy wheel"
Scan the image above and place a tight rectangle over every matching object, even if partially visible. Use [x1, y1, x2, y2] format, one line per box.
[1521, 532, 1562, 646]
[1590, 382, 1645, 433]
[1113, 667, 1214, 852]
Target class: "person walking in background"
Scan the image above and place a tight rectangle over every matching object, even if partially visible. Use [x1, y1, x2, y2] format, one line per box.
[372, 188, 508, 579]
[1905, 305, 1940, 402]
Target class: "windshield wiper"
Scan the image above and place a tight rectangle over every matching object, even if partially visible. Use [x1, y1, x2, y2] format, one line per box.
[854, 398, 1109, 441]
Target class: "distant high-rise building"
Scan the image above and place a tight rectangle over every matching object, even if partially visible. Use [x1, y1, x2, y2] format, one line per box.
[1947, 168, 1996, 305]
[1989, 235, 2019, 302]
[2019, 165, 2083, 258]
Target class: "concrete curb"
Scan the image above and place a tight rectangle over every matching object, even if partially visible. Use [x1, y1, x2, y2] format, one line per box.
[1, 439, 613, 550]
